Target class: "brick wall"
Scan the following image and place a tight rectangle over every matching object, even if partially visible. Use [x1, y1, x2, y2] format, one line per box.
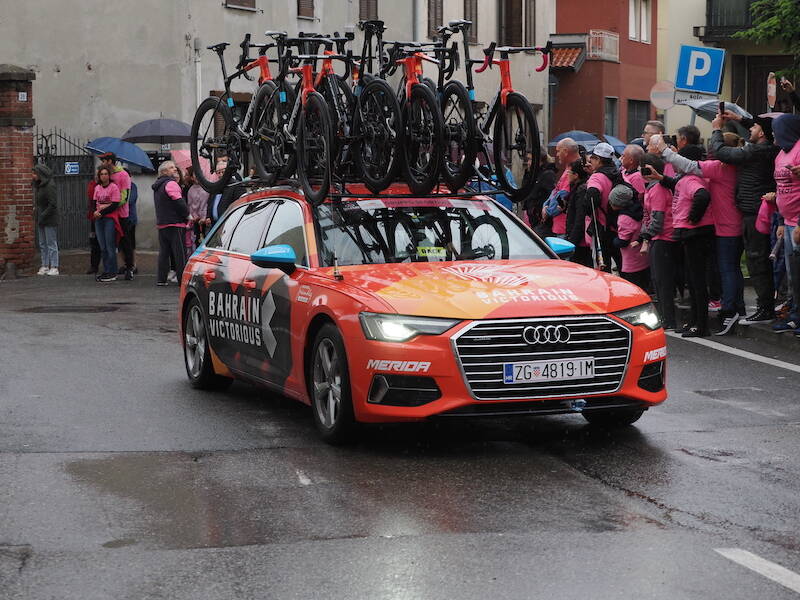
[0, 65, 35, 276]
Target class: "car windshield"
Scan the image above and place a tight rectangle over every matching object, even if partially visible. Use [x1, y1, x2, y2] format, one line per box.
[314, 197, 550, 267]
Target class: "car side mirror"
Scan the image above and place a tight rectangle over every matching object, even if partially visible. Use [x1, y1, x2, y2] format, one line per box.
[545, 237, 575, 259]
[250, 244, 297, 274]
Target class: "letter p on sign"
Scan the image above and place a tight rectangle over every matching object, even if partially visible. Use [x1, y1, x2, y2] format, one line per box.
[675, 45, 725, 95]
[687, 51, 711, 86]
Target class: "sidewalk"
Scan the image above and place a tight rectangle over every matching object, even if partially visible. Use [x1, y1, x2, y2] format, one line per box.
[48, 249, 160, 276]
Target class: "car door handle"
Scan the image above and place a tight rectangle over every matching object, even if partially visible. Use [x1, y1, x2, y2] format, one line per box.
[243, 279, 256, 290]
[203, 270, 217, 283]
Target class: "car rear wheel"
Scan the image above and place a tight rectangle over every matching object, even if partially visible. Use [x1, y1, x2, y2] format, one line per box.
[582, 408, 645, 428]
[309, 324, 357, 444]
[183, 297, 233, 390]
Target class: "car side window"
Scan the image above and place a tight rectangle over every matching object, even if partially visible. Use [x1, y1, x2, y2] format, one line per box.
[261, 201, 308, 266]
[204, 205, 247, 250]
[227, 201, 273, 255]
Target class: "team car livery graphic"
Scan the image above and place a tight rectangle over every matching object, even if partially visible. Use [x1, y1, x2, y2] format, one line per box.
[180, 184, 667, 443]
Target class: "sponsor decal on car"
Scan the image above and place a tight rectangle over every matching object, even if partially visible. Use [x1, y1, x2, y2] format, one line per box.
[475, 288, 579, 305]
[366, 359, 432, 373]
[643, 346, 667, 362]
[296, 285, 313, 303]
[208, 290, 263, 347]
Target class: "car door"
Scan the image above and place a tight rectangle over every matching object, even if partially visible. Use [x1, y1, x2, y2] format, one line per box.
[206, 200, 276, 375]
[240, 199, 309, 388]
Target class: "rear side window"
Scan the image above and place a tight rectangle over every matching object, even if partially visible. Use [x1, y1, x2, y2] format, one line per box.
[227, 201, 273, 254]
[204, 205, 247, 250]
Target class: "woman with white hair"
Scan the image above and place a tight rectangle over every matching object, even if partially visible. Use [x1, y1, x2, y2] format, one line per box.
[152, 161, 190, 286]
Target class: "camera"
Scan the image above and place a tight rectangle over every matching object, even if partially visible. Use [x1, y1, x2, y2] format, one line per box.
[641, 166, 654, 176]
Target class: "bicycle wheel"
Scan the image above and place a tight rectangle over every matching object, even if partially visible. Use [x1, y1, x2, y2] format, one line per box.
[462, 214, 509, 260]
[402, 84, 444, 196]
[492, 92, 541, 202]
[190, 96, 238, 193]
[297, 91, 333, 205]
[253, 83, 297, 186]
[352, 79, 403, 194]
[440, 81, 477, 192]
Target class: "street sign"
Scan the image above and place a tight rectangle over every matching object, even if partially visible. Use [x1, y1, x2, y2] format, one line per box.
[674, 89, 718, 105]
[64, 162, 80, 175]
[650, 81, 676, 110]
[675, 45, 725, 95]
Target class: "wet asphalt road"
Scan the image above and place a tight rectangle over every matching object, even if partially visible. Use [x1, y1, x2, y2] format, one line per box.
[1, 275, 800, 599]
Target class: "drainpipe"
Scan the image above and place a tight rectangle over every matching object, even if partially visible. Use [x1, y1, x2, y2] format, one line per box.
[194, 36, 203, 107]
[412, 0, 418, 41]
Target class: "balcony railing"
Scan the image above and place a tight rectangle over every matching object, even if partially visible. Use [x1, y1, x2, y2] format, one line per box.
[699, 0, 754, 41]
[587, 29, 619, 63]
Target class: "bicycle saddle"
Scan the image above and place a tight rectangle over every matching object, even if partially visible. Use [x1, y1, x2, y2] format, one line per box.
[447, 20, 471, 29]
[207, 42, 230, 52]
[265, 30, 287, 39]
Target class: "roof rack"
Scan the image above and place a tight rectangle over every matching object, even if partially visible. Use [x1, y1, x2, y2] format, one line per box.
[327, 179, 505, 199]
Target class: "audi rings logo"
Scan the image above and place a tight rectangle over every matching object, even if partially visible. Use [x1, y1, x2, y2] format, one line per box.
[522, 325, 571, 345]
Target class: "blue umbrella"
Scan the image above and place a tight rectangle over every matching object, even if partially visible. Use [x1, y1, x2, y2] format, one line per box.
[548, 130, 601, 147]
[86, 137, 154, 171]
[603, 134, 627, 154]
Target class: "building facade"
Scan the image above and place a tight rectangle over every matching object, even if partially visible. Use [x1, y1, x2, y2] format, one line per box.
[550, 0, 658, 143]
[0, 0, 553, 251]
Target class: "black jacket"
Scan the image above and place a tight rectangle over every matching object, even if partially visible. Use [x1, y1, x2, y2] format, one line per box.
[206, 177, 245, 224]
[526, 163, 557, 220]
[152, 176, 189, 226]
[566, 182, 588, 247]
[709, 130, 779, 215]
[33, 164, 58, 227]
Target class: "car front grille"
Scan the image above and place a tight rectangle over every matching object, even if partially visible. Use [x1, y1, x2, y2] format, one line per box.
[452, 316, 631, 401]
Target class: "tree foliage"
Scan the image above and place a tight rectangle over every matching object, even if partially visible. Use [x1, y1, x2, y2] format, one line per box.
[734, 0, 800, 75]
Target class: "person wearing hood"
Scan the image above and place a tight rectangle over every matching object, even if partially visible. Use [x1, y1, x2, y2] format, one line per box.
[713, 111, 780, 324]
[654, 123, 745, 336]
[770, 113, 800, 334]
[32, 163, 59, 276]
[153, 161, 190, 286]
[609, 184, 649, 290]
[526, 153, 557, 230]
[585, 142, 623, 271]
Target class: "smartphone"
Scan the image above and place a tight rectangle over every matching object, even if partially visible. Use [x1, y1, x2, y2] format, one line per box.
[718, 101, 725, 115]
[641, 166, 653, 176]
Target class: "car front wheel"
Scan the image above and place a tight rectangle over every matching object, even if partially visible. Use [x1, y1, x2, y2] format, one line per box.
[309, 323, 357, 444]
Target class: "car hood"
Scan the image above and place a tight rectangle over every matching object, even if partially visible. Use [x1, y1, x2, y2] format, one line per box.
[335, 260, 648, 319]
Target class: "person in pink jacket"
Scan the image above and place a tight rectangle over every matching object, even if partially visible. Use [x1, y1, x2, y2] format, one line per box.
[93, 166, 122, 282]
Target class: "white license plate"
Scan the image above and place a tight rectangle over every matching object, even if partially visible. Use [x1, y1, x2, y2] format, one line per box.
[503, 358, 595, 384]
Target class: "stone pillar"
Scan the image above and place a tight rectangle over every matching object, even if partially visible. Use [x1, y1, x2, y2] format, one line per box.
[0, 65, 36, 277]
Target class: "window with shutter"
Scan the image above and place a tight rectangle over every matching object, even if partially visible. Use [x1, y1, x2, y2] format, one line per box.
[225, 0, 256, 9]
[500, 0, 523, 47]
[428, 0, 443, 39]
[298, 0, 314, 18]
[360, 0, 378, 21]
[464, 0, 478, 44]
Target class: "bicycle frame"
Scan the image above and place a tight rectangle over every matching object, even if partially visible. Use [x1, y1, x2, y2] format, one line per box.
[396, 52, 439, 101]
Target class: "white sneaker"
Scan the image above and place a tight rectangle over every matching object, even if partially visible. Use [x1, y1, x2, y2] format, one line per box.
[46, 267, 59, 276]
[168, 272, 179, 283]
[37, 266, 48, 275]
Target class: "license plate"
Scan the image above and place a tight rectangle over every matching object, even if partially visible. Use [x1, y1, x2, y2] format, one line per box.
[503, 358, 595, 384]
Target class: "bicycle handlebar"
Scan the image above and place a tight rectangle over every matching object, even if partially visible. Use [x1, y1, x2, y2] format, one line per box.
[473, 41, 551, 73]
[474, 42, 496, 73]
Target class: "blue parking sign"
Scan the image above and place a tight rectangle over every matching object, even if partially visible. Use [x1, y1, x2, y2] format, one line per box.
[675, 45, 725, 95]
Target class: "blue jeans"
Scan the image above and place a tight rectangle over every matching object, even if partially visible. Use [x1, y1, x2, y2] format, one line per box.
[716, 235, 745, 315]
[37, 225, 58, 268]
[95, 218, 117, 276]
[784, 224, 800, 320]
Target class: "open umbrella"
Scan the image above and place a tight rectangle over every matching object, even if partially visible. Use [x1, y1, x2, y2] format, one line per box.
[121, 118, 192, 144]
[86, 137, 154, 171]
[603, 134, 627, 154]
[548, 130, 601, 148]
[683, 99, 752, 122]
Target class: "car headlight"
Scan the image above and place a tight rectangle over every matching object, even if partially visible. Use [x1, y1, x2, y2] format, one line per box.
[614, 303, 662, 330]
[359, 313, 461, 342]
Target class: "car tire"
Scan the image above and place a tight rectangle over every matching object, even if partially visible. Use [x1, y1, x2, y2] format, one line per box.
[582, 408, 645, 428]
[183, 297, 233, 391]
[308, 323, 357, 444]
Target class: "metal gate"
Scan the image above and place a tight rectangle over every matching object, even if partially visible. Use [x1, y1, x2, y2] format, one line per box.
[34, 129, 94, 250]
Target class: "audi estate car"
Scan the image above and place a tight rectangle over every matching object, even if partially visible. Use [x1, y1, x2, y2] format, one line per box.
[179, 183, 667, 443]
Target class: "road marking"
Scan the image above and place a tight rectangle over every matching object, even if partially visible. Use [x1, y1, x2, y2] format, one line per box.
[296, 470, 312, 486]
[666, 332, 800, 374]
[715, 548, 800, 594]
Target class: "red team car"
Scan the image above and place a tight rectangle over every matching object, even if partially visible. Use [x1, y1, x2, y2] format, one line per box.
[180, 184, 667, 443]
